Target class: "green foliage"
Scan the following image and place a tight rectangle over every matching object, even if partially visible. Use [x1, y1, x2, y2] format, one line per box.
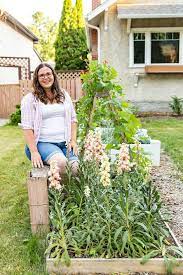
[169, 96, 183, 115]
[28, 11, 58, 61]
[9, 104, 21, 125]
[46, 151, 176, 266]
[77, 61, 141, 148]
[55, 0, 88, 70]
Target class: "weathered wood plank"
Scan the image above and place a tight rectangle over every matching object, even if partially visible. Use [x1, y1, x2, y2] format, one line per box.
[27, 167, 49, 234]
[46, 257, 183, 274]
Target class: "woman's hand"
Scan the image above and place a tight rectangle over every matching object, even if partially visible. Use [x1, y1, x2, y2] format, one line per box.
[68, 140, 78, 156]
[31, 151, 44, 168]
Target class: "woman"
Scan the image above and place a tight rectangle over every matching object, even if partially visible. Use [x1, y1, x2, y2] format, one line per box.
[21, 63, 78, 175]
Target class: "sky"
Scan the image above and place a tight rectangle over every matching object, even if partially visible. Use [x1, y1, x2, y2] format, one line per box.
[0, 0, 92, 26]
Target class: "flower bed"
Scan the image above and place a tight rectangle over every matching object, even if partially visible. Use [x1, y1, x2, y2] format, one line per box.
[45, 131, 183, 274]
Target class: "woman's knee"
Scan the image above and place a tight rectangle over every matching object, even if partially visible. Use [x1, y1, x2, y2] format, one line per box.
[47, 153, 67, 174]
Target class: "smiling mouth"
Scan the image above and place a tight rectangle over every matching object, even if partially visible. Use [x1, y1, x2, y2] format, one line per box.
[43, 81, 52, 84]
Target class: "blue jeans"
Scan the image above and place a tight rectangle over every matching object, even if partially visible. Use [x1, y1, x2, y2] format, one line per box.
[25, 141, 78, 163]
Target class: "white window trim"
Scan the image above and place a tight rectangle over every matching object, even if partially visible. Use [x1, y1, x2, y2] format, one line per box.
[129, 27, 183, 68]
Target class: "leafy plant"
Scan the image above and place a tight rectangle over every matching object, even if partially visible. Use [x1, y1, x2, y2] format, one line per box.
[46, 143, 176, 268]
[55, 0, 88, 70]
[77, 61, 141, 149]
[9, 104, 21, 125]
[169, 96, 183, 115]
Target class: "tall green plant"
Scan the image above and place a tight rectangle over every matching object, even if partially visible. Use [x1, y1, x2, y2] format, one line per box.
[169, 96, 183, 115]
[55, 0, 88, 70]
[77, 61, 141, 147]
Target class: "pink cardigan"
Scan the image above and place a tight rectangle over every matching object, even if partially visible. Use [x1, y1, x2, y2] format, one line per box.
[20, 91, 77, 144]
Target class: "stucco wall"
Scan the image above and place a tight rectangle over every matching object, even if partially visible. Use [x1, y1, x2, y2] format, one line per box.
[99, 8, 183, 112]
[0, 21, 41, 73]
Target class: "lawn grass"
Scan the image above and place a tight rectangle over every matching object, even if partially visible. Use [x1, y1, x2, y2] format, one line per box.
[0, 125, 47, 275]
[142, 117, 183, 175]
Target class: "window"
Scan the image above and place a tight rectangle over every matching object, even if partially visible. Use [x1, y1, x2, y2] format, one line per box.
[134, 33, 145, 64]
[151, 32, 179, 63]
[131, 30, 182, 67]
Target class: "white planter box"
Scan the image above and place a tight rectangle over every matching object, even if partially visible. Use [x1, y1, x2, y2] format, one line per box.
[110, 140, 161, 166]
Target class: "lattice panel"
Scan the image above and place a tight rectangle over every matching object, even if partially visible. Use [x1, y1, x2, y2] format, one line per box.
[56, 71, 83, 80]
[0, 57, 30, 80]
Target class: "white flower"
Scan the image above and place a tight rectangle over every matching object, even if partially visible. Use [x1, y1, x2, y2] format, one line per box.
[84, 185, 91, 198]
[100, 153, 111, 187]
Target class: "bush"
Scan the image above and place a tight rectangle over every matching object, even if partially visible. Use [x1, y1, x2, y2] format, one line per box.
[9, 105, 21, 125]
[169, 96, 183, 115]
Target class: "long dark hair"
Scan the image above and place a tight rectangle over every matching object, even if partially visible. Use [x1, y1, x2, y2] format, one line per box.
[33, 63, 65, 104]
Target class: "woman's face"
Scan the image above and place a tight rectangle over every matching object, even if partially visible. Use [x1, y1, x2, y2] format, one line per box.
[37, 66, 54, 90]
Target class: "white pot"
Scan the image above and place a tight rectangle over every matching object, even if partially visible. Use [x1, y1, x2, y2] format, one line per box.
[109, 140, 161, 166]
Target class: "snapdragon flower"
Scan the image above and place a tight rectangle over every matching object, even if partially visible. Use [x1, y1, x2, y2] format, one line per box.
[84, 130, 105, 163]
[84, 185, 91, 198]
[117, 143, 132, 174]
[48, 160, 62, 191]
[100, 153, 111, 187]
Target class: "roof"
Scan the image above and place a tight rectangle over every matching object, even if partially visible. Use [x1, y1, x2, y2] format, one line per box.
[87, 1, 183, 22]
[0, 10, 38, 42]
[117, 4, 183, 19]
[87, 0, 116, 21]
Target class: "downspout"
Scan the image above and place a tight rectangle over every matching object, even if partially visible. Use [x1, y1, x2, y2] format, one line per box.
[87, 24, 101, 64]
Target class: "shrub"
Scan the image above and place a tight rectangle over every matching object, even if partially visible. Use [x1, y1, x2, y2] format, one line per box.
[9, 105, 21, 125]
[169, 96, 183, 115]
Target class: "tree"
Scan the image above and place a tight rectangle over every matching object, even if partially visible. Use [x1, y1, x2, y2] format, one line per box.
[55, 0, 88, 70]
[28, 12, 58, 61]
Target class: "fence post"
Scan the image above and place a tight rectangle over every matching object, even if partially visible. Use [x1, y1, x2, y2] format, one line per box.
[27, 167, 50, 234]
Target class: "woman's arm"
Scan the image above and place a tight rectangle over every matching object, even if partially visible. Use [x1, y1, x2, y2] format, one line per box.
[23, 129, 43, 168]
[69, 122, 78, 155]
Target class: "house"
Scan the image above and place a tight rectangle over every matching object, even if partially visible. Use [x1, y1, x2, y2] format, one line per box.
[87, 0, 183, 112]
[0, 9, 42, 84]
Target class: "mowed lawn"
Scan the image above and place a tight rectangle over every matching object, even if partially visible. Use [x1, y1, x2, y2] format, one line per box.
[0, 126, 47, 275]
[142, 117, 183, 175]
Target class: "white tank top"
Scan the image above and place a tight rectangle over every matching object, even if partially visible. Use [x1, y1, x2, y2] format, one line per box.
[39, 102, 66, 142]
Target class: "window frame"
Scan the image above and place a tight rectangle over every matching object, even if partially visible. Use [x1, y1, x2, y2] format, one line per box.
[129, 27, 183, 68]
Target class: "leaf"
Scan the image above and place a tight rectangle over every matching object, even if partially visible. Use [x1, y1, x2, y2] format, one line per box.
[141, 250, 160, 264]
[114, 226, 123, 249]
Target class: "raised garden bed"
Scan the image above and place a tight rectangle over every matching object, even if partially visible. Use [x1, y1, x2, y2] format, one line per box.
[46, 257, 183, 274]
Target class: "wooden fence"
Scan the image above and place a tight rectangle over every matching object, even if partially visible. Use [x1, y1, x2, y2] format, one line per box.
[0, 77, 83, 118]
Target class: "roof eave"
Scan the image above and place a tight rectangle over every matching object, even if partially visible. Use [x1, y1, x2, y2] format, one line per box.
[5, 12, 38, 42]
[117, 14, 183, 19]
[87, 0, 116, 22]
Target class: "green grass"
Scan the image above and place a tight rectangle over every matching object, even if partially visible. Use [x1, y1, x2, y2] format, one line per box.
[142, 117, 183, 174]
[0, 126, 47, 275]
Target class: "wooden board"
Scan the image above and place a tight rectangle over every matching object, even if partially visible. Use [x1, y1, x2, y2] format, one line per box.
[27, 167, 50, 234]
[145, 65, 183, 73]
[46, 257, 183, 274]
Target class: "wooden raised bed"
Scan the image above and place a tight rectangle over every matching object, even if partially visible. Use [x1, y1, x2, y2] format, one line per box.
[46, 257, 183, 274]
[27, 167, 183, 274]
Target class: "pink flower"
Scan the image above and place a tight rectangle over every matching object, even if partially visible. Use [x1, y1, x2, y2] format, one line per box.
[117, 143, 132, 174]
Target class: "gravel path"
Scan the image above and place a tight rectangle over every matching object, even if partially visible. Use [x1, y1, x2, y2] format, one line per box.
[151, 151, 183, 246]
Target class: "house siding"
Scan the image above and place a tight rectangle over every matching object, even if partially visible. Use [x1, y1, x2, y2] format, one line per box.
[98, 5, 183, 112]
[0, 20, 40, 71]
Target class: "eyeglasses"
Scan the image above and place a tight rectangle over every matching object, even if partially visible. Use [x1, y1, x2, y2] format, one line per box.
[38, 72, 53, 79]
